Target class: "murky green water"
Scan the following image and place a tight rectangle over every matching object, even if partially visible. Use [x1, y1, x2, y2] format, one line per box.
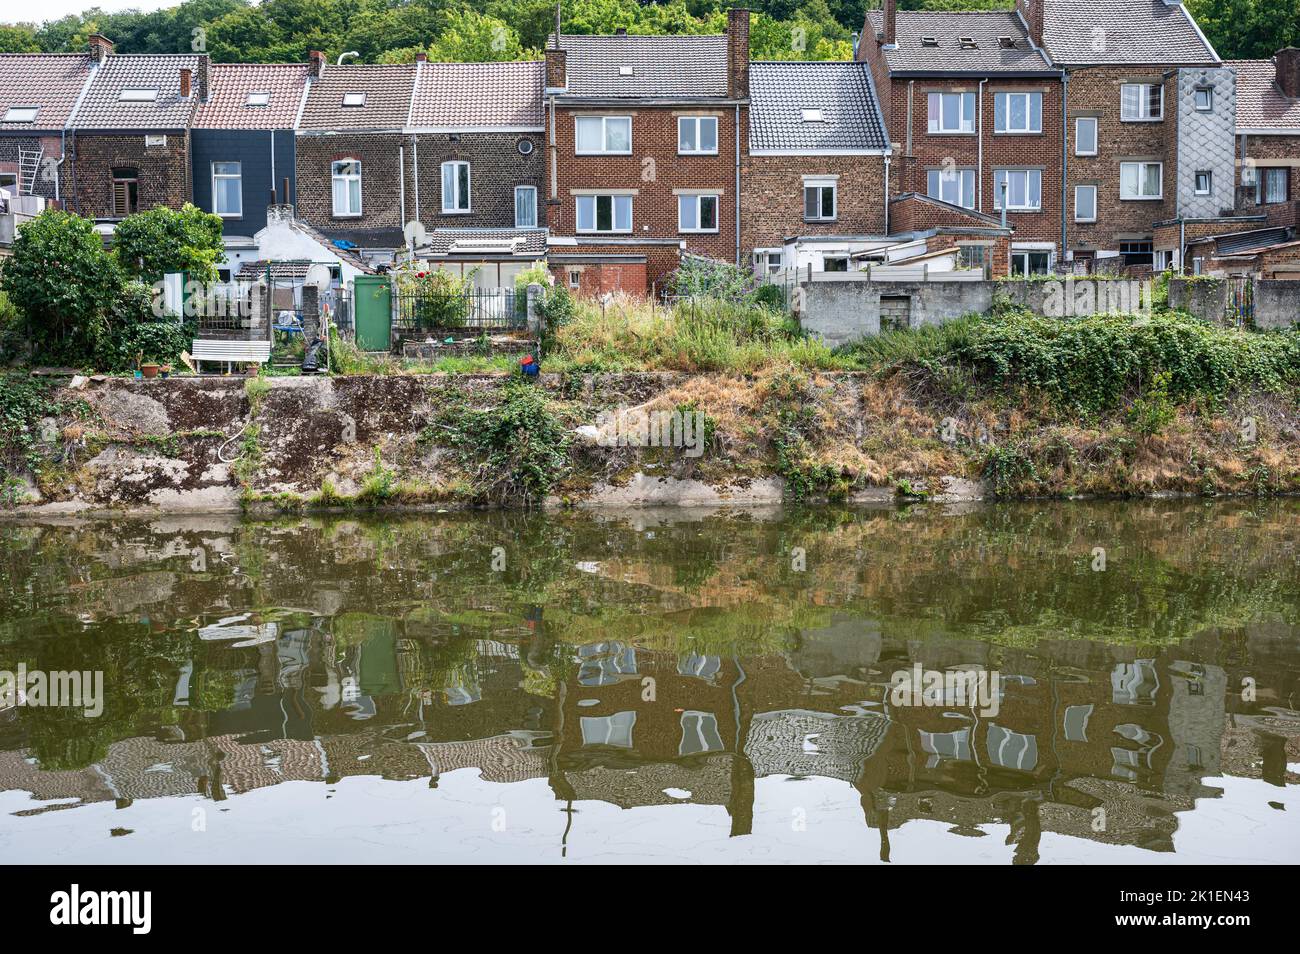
[1, 501, 1297, 864]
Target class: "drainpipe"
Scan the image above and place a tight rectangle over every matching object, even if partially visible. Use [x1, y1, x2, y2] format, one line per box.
[1001, 179, 1008, 229]
[977, 78, 987, 211]
[905, 80, 914, 161]
[883, 154, 891, 233]
[412, 136, 420, 225]
[54, 129, 67, 203]
[734, 103, 740, 266]
[1060, 71, 1069, 260]
[269, 130, 275, 203]
[398, 143, 406, 230]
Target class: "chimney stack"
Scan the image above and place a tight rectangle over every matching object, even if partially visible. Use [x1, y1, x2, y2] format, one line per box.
[197, 55, 210, 101]
[728, 8, 750, 100]
[545, 46, 567, 91]
[308, 50, 325, 79]
[615, 27, 627, 36]
[179, 68, 192, 99]
[415, 52, 427, 62]
[883, 0, 896, 46]
[88, 33, 114, 64]
[1277, 48, 1300, 99]
[1017, 0, 1044, 47]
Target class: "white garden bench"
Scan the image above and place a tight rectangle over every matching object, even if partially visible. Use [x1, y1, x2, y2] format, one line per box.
[191, 339, 272, 373]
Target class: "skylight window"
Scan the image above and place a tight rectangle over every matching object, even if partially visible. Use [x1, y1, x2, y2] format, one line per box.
[342, 92, 366, 107]
[999, 36, 1017, 48]
[619, 66, 633, 76]
[119, 88, 158, 102]
[959, 37, 978, 49]
[921, 37, 939, 47]
[245, 92, 271, 106]
[800, 109, 824, 122]
[1, 106, 38, 122]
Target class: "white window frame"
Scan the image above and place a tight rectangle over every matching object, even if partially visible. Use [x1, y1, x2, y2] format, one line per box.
[994, 91, 1042, 133]
[331, 159, 363, 217]
[677, 192, 720, 233]
[1, 106, 39, 123]
[1074, 117, 1098, 156]
[1194, 170, 1212, 195]
[119, 88, 158, 102]
[1194, 86, 1214, 112]
[1119, 161, 1163, 200]
[341, 92, 366, 107]
[993, 169, 1042, 211]
[1010, 249, 1053, 276]
[441, 160, 471, 214]
[803, 178, 837, 221]
[514, 185, 537, 228]
[575, 193, 633, 233]
[1074, 184, 1097, 223]
[245, 92, 271, 107]
[211, 161, 243, 218]
[575, 115, 632, 155]
[1120, 83, 1163, 121]
[677, 116, 718, 155]
[927, 91, 976, 134]
[927, 168, 976, 209]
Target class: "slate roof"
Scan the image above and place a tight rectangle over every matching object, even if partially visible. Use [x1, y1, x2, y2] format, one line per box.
[1230, 58, 1300, 130]
[1042, 0, 1218, 65]
[0, 54, 94, 131]
[192, 63, 309, 129]
[298, 64, 417, 131]
[69, 54, 203, 129]
[409, 61, 544, 129]
[865, 11, 1055, 74]
[550, 33, 730, 98]
[749, 61, 888, 152]
[420, 227, 549, 257]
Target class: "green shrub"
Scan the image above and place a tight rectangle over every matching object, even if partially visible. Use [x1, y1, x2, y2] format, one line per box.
[113, 203, 225, 284]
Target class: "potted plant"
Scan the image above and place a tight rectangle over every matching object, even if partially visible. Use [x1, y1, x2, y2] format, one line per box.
[140, 361, 161, 379]
[160, 364, 173, 379]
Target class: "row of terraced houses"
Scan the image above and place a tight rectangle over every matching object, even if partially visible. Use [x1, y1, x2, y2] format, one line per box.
[1, 1, 1297, 294]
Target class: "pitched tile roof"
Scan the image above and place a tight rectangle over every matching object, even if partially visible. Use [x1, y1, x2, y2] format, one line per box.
[1042, 0, 1218, 65]
[192, 63, 309, 129]
[409, 61, 544, 129]
[550, 33, 730, 98]
[1229, 58, 1300, 130]
[749, 61, 888, 152]
[298, 64, 417, 131]
[865, 11, 1054, 74]
[0, 54, 94, 131]
[70, 54, 203, 129]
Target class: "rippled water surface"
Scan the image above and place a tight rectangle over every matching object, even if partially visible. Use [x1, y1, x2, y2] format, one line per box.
[1, 501, 1297, 864]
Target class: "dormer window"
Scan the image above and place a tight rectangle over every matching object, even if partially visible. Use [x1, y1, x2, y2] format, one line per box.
[245, 92, 271, 106]
[1, 106, 38, 122]
[119, 88, 158, 102]
[999, 36, 1017, 49]
[921, 37, 939, 47]
[801, 109, 824, 122]
[342, 92, 366, 107]
[619, 66, 633, 76]
[959, 37, 977, 49]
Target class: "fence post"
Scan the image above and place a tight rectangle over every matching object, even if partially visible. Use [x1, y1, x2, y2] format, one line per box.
[526, 283, 544, 336]
[301, 284, 320, 342]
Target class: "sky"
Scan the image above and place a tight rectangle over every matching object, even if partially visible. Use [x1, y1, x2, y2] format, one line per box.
[3, 0, 181, 24]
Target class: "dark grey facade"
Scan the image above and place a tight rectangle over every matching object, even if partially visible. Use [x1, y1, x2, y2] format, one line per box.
[191, 128, 296, 236]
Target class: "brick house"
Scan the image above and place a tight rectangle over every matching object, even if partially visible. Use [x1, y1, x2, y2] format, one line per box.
[190, 63, 310, 281]
[742, 60, 891, 277]
[1032, 0, 1229, 272]
[860, 2, 1064, 274]
[1230, 50, 1300, 231]
[63, 35, 203, 223]
[295, 53, 416, 265]
[0, 51, 94, 203]
[543, 11, 751, 296]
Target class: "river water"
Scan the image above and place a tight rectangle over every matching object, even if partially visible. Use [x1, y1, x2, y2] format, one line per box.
[1, 501, 1297, 864]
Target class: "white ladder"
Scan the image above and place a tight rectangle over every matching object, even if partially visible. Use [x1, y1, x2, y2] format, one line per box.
[17, 146, 42, 195]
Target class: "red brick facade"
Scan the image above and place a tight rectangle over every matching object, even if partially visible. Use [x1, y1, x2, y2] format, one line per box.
[740, 154, 888, 254]
[63, 132, 190, 220]
[1236, 133, 1300, 230]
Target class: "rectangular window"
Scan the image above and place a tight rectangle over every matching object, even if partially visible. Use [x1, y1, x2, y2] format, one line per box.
[568, 269, 581, 289]
[927, 168, 976, 209]
[342, 92, 366, 107]
[1120, 161, 1162, 199]
[111, 167, 138, 217]
[803, 180, 836, 220]
[678, 116, 718, 155]
[1194, 170, 1212, 195]
[1120, 83, 1162, 121]
[993, 169, 1042, 210]
[514, 185, 537, 228]
[1074, 117, 1097, 156]
[994, 92, 1042, 133]
[1194, 87, 1214, 111]
[1074, 184, 1097, 222]
[927, 92, 975, 134]
[1010, 250, 1051, 276]
[1120, 241, 1154, 266]
[441, 161, 470, 213]
[212, 161, 242, 217]
[1258, 167, 1289, 204]
[958, 245, 986, 271]
[331, 159, 362, 216]
[245, 92, 270, 107]
[575, 194, 632, 233]
[575, 116, 632, 154]
[1, 106, 39, 123]
[823, 257, 849, 272]
[118, 88, 158, 102]
[678, 193, 719, 233]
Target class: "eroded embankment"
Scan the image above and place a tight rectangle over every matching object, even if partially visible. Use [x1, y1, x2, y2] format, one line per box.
[4, 369, 1299, 515]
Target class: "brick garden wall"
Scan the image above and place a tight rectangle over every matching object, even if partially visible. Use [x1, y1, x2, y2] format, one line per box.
[63, 132, 189, 219]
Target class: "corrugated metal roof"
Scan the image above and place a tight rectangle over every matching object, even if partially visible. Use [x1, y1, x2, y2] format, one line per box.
[865, 11, 1054, 74]
[551, 33, 730, 98]
[70, 54, 202, 129]
[410, 61, 544, 128]
[0, 54, 94, 130]
[749, 61, 887, 152]
[1042, 0, 1218, 65]
[192, 63, 309, 129]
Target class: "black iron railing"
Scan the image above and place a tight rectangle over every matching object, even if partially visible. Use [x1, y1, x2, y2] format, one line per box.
[392, 288, 526, 334]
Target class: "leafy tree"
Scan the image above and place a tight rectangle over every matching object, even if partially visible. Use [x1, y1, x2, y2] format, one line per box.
[0, 24, 41, 53]
[0, 210, 122, 362]
[112, 203, 226, 285]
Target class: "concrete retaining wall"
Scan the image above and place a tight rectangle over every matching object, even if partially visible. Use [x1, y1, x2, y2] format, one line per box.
[1254, 280, 1300, 330]
[1168, 278, 1230, 323]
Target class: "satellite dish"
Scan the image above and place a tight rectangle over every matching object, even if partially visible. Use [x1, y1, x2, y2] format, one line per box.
[305, 263, 331, 290]
[403, 220, 427, 249]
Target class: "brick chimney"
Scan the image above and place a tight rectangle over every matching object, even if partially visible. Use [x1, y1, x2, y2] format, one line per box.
[197, 54, 210, 101]
[1277, 48, 1300, 98]
[179, 68, 192, 99]
[415, 52, 427, 63]
[882, 0, 896, 46]
[1017, 0, 1044, 47]
[728, 8, 750, 100]
[545, 46, 567, 91]
[308, 50, 326, 79]
[87, 33, 114, 64]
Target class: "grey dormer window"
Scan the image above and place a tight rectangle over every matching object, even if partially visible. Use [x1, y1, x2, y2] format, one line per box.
[2, 106, 39, 123]
[921, 37, 939, 47]
[119, 88, 158, 102]
[959, 37, 977, 49]
[342, 92, 366, 107]
[999, 36, 1017, 49]
[246, 92, 271, 106]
